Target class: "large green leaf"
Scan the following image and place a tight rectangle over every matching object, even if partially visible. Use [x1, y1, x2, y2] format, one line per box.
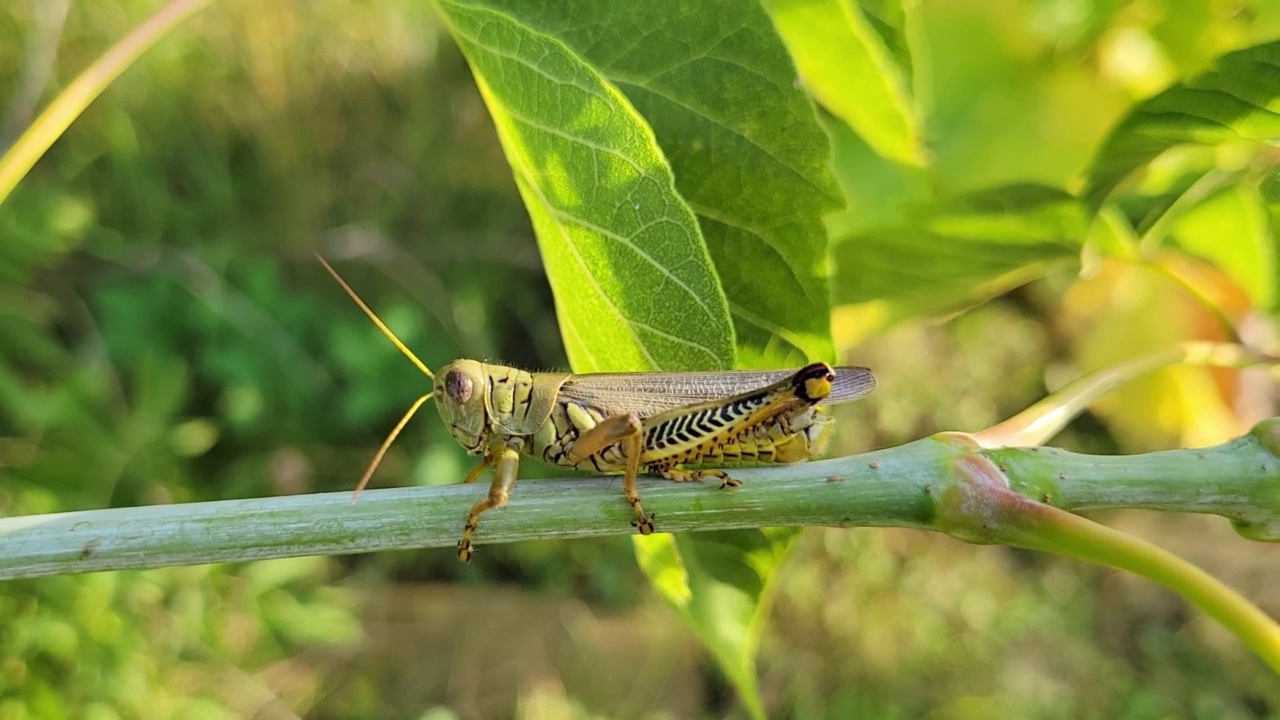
[822, 110, 1087, 334]
[1085, 40, 1280, 206]
[635, 530, 798, 720]
[477, 0, 842, 369]
[763, 0, 922, 167]
[858, 0, 915, 80]
[434, 0, 736, 372]
[434, 3, 831, 716]
[822, 112, 932, 240]
[832, 176, 1088, 328]
[1170, 183, 1277, 311]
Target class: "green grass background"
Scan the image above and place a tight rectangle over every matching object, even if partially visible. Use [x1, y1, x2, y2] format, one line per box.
[1, 1, 1277, 718]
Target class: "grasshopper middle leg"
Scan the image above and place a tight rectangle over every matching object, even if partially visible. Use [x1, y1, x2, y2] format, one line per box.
[566, 412, 655, 534]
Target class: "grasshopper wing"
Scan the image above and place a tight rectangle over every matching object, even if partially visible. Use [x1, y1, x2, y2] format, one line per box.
[558, 366, 875, 419]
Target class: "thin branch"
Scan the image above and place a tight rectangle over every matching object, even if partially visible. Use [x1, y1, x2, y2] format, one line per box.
[0, 0, 212, 203]
[974, 341, 1272, 448]
[2, 420, 1277, 581]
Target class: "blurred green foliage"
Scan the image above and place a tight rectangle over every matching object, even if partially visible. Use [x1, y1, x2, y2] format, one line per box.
[1, 0, 1278, 718]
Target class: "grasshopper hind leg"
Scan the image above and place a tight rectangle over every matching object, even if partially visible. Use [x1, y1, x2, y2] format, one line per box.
[627, 462, 742, 537]
[655, 465, 741, 489]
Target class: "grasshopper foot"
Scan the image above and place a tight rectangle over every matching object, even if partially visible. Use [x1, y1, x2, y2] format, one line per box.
[456, 538, 475, 563]
[694, 468, 740, 489]
[632, 513, 656, 535]
[658, 467, 703, 483]
[626, 483, 656, 534]
[663, 467, 740, 489]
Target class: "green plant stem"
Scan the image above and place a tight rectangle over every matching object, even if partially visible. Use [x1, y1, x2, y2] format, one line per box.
[0, 421, 1274, 577]
[1007, 502, 1280, 672]
[0, 0, 212, 204]
[4, 420, 1278, 667]
[975, 342, 1269, 447]
[936, 449, 1280, 672]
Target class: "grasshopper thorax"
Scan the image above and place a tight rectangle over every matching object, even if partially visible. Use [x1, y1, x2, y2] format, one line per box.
[435, 359, 490, 453]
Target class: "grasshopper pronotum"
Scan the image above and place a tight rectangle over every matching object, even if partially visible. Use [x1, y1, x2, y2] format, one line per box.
[318, 256, 877, 561]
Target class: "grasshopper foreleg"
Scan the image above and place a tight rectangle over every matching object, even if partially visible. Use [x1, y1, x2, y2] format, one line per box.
[463, 454, 495, 484]
[457, 445, 520, 563]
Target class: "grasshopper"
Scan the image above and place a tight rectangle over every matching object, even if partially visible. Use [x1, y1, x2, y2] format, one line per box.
[318, 256, 877, 561]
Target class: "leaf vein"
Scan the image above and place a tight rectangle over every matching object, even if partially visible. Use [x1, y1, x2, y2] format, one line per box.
[547, 208, 720, 324]
[614, 79, 837, 202]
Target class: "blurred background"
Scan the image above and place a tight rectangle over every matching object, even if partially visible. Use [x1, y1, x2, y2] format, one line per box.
[1, 0, 1278, 718]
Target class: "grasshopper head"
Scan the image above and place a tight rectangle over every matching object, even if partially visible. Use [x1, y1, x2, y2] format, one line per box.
[434, 359, 489, 453]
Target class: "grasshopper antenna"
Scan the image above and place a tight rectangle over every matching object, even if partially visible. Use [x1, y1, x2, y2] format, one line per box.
[316, 254, 435, 499]
[316, 254, 435, 379]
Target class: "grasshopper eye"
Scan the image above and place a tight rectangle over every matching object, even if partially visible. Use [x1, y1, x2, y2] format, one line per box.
[445, 369, 474, 404]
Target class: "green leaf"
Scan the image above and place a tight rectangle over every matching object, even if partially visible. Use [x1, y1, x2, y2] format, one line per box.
[822, 112, 932, 240]
[434, 0, 736, 372]
[635, 529, 800, 720]
[820, 107, 1090, 324]
[858, 0, 915, 80]
[1080, 205, 1142, 277]
[1170, 183, 1276, 310]
[1263, 164, 1280, 204]
[434, 4, 839, 715]
[1085, 40, 1280, 206]
[0, 0, 214, 204]
[832, 184, 1088, 325]
[474, 0, 842, 368]
[763, 0, 922, 167]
